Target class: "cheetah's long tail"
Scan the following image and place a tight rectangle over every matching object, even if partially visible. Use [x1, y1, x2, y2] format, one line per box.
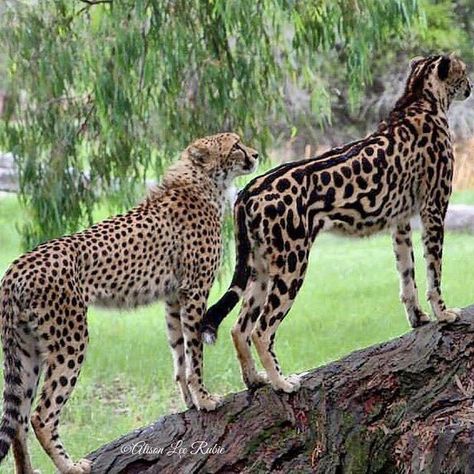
[0, 301, 22, 463]
[202, 205, 251, 344]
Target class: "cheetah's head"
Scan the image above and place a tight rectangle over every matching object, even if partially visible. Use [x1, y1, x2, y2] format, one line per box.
[184, 133, 259, 182]
[408, 54, 471, 105]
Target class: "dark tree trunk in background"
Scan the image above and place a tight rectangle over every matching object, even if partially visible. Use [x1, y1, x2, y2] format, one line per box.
[87, 306, 474, 474]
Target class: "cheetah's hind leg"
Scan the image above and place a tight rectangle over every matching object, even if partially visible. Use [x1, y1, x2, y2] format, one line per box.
[251, 268, 307, 394]
[231, 275, 270, 389]
[10, 320, 43, 474]
[31, 307, 91, 474]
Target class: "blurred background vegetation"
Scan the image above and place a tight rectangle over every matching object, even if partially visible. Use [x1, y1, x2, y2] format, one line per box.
[0, 0, 423, 247]
[0, 2, 474, 471]
[1, 1, 473, 249]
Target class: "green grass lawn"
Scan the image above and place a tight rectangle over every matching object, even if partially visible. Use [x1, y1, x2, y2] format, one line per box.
[449, 189, 474, 205]
[0, 194, 473, 473]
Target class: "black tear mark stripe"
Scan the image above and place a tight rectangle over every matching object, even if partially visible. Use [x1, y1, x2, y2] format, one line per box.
[235, 143, 249, 160]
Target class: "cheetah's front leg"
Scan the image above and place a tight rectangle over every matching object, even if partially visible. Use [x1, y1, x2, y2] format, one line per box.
[421, 208, 461, 323]
[391, 222, 430, 327]
[165, 300, 194, 408]
[179, 289, 223, 411]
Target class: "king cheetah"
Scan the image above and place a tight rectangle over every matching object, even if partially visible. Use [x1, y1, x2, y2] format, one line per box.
[0, 133, 258, 473]
[202, 55, 471, 394]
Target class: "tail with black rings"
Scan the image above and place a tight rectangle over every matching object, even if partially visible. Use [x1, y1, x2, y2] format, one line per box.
[0, 300, 23, 464]
[202, 203, 252, 344]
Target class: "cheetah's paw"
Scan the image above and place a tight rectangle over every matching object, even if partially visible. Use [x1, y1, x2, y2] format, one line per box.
[437, 308, 461, 324]
[244, 371, 269, 389]
[57, 458, 92, 474]
[419, 312, 431, 324]
[408, 307, 431, 328]
[179, 387, 195, 409]
[271, 374, 301, 393]
[195, 392, 223, 412]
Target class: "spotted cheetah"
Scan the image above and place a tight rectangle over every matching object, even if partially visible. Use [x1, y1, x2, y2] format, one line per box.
[202, 55, 471, 394]
[0, 132, 258, 474]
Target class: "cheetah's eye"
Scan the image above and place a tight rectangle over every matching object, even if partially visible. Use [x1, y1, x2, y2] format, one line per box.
[231, 143, 245, 155]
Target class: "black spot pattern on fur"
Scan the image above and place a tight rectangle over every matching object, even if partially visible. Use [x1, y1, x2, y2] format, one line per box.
[205, 55, 470, 398]
[0, 133, 260, 471]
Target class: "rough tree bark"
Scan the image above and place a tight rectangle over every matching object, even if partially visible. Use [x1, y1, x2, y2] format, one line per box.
[87, 306, 474, 474]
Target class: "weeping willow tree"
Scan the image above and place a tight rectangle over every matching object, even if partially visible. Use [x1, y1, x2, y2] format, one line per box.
[0, 0, 424, 249]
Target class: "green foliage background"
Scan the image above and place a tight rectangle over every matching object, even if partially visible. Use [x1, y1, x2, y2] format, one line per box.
[289, 0, 474, 145]
[0, 0, 424, 248]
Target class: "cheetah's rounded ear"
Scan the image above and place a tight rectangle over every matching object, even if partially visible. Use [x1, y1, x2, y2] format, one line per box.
[186, 143, 211, 166]
[409, 56, 424, 69]
[437, 56, 451, 81]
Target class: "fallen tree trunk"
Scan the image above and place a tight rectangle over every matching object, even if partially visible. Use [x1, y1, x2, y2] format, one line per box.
[87, 306, 474, 474]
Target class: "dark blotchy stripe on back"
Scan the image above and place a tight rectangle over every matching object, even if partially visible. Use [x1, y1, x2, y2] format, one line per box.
[240, 136, 380, 201]
[391, 56, 440, 119]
